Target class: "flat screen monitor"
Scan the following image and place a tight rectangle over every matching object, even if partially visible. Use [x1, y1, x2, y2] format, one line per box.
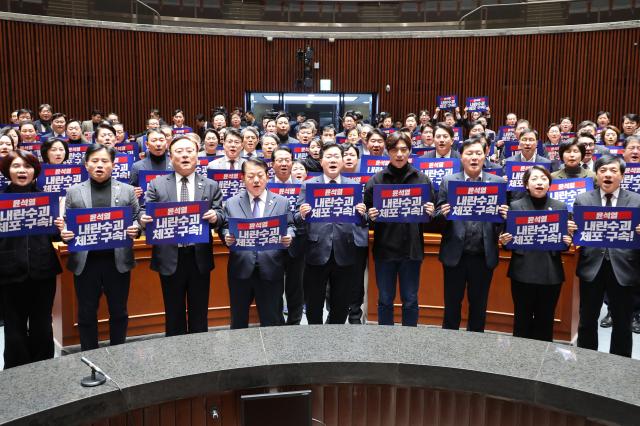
[241, 390, 312, 426]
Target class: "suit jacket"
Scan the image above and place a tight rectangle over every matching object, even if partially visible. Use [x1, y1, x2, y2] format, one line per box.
[207, 156, 245, 170]
[574, 188, 640, 286]
[65, 180, 140, 275]
[144, 173, 224, 276]
[506, 194, 568, 284]
[130, 155, 172, 187]
[435, 171, 505, 269]
[221, 190, 295, 281]
[268, 176, 307, 258]
[504, 153, 552, 165]
[294, 175, 368, 266]
[422, 149, 461, 159]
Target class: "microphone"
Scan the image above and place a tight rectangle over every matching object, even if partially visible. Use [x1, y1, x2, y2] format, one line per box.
[80, 356, 112, 387]
[81, 357, 112, 381]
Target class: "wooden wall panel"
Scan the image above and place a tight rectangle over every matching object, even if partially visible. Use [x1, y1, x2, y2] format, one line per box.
[0, 19, 638, 135]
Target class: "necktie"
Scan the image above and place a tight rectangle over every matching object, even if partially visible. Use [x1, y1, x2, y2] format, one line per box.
[582, 163, 589, 170]
[180, 176, 189, 202]
[230, 160, 235, 170]
[252, 197, 261, 218]
[604, 193, 613, 260]
[329, 179, 337, 184]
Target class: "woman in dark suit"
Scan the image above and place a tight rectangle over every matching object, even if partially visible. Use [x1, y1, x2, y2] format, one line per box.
[0, 150, 62, 368]
[499, 165, 572, 341]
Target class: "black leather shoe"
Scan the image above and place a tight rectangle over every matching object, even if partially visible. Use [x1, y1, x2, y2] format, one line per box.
[600, 311, 612, 328]
[632, 315, 640, 334]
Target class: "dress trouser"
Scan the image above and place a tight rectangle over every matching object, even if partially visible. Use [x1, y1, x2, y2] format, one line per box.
[511, 280, 562, 342]
[577, 259, 634, 357]
[74, 251, 130, 351]
[2, 277, 56, 368]
[229, 266, 284, 329]
[442, 253, 494, 332]
[304, 251, 353, 325]
[159, 247, 210, 336]
[348, 246, 369, 324]
[283, 253, 305, 325]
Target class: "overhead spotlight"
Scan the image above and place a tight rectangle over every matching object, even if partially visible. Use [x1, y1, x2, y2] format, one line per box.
[266, 36, 274, 42]
[328, 38, 335, 43]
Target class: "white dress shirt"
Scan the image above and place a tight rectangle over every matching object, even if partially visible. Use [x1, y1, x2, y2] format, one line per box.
[600, 188, 620, 207]
[175, 172, 196, 201]
[323, 174, 342, 184]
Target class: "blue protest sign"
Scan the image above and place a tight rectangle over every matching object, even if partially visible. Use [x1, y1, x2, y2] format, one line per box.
[114, 142, 139, 158]
[268, 183, 301, 213]
[287, 143, 310, 161]
[0, 174, 8, 191]
[65, 143, 90, 165]
[446, 181, 506, 223]
[172, 126, 193, 135]
[497, 126, 517, 142]
[0, 192, 59, 236]
[466, 96, 489, 112]
[359, 155, 390, 174]
[573, 206, 640, 249]
[18, 142, 43, 162]
[37, 164, 87, 195]
[66, 207, 133, 252]
[437, 95, 458, 110]
[622, 163, 640, 193]
[548, 178, 593, 212]
[414, 158, 460, 191]
[373, 183, 431, 223]
[145, 201, 209, 245]
[412, 147, 435, 157]
[206, 169, 245, 201]
[112, 154, 134, 183]
[505, 161, 552, 192]
[503, 141, 546, 159]
[505, 210, 568, 251]
[342, 172, 372, 194]
[304, 183, 363, 223]
[195, 157, 217, 177]
[139, 170, 173, 194]
[228, 215, 288, 251]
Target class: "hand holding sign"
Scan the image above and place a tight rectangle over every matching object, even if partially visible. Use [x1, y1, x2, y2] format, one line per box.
[202, 209, 218, 224]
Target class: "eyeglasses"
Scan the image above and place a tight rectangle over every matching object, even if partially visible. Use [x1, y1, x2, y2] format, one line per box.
[274, 158, 292, 164]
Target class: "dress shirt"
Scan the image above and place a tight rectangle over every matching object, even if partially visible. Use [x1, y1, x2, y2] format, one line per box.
[436, 151, 452, 158]
[323, 174, 342, 184]
[521, 152, 537, 162]
[600, 188, 620, 207]
[175, 172, 196, 201]
[275, 175, 293, 184]
[250, 190, 268, 218]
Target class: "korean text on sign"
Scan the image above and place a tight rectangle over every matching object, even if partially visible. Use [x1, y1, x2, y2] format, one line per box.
[446, 181, 506, 223]
[505, 210, 568, 251]
[414, 158, 460, 191]
[548, 178, 593, 212]
[0, 193, 59, 236]
[228, 215, 287, 252]
[373, 183, 431, 223]
[145, 201, 209, 245]
[268, 183, 301, 213]
[66, 207, 133, 252]
[37, 164, 87, 195]
[207, 169, 245, 201]
[573, 206, 640, 249]
[304, 183, 363, 223]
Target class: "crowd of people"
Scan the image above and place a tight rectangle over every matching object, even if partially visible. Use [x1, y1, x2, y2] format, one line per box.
[1, 103, 640, 370]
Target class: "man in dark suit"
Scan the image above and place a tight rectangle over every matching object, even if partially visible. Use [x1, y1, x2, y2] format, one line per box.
[270, 146, 305, 325]
[578, 133, 610, 171]
[571, 154, 640, 357]
[140, 136, 224, 336]
[221, 158, 295, 329]
[295, 143, 369, 324]
[435, 138, 509, 332]
[130, 129, 172, 198]
[422, 129, 462, 159]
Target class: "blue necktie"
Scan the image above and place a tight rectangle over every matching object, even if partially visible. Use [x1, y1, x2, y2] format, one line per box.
[252, 197, 261, 218]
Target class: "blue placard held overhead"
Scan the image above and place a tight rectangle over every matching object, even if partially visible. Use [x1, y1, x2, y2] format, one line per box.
[505, 210, 568, 251]
[0, 192, 59, 236]
[466, 96, 489, 112]
[304, 183, 363, 223]
[446, 181, 507, 223]
[437, 95, 458, 110]
[373, 183, 431, 223]
[573, 206, 640, 249]
[145, 201, 210, 245]
[228, 215, 288, 251]
[66, 206, 133, 252]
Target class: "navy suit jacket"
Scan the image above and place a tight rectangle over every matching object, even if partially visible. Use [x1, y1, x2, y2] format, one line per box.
[435, 171, 505, 269]
[422, 149, 461, 159]
[574, 188, 640, 286]
[221, 190, 295, 281]
[144, 173, 224, 276]
[294, 175, 368, 266]
[130, 155, 172, 187]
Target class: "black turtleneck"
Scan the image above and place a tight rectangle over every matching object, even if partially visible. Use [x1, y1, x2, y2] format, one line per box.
[5, 182, 37, 193]
[563, 165, 583, 178]
[530, 194, 548, 210]
[148, 151, 168, 168]
[90, 178, 112, 208]
[386, 162, 411, 183]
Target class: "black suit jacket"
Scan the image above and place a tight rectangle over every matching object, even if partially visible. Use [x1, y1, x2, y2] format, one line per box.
[574, 188, 640, 286]
[506, 194, 568, 285]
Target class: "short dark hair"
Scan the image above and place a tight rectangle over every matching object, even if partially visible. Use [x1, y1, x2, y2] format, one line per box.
[466, 135, 489, 151]
[40, 137, 69, 163]
[595, 154, 626, 174]
[385, 131, 412, 153]
[596, 111, 611, 121]
[522, 165, 553, 189]
[90, 109, 103, 117]
[242, 157, 269, 174]
[460, 138, 486, 153]
[202, 128, 220, 142]
[519, 128, 539, 140]
[341, 142, 360, 158]
[51, 112, 66, 121]
[558, 139, 586, 161]
[95, 123, 116, 139]
[322, 124, 336, 134]
[224, 128, 242, 142]
[576, 133, 596, 144]
[420, 123, 434, 133]
[85, 143, 116, 162]
[0, 150, 41, 180]
[366, 128, 387, 142]
[623, 113, 640, 124]
[169, 135, 198, 151]
[434, 123, 454, 139]
[320, 142, 343, 159]
[173, 108, 184, 117]
[272, 145, 292, 158]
